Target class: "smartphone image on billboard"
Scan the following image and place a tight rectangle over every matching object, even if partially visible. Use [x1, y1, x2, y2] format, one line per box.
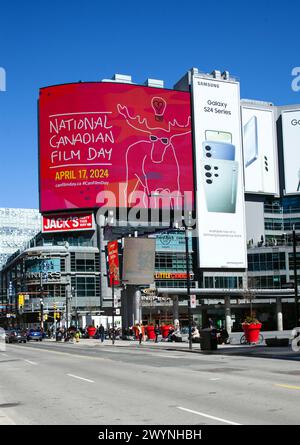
[201, 159, 238, 213]
[243, 115, 258, 167]
[205, 130, 232, 144]
[202, 141, 235, 161]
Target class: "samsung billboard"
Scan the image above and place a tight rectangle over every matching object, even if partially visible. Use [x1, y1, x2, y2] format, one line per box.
[39, 82, 193, 212]
[282, 109, 300, 194]
[241, 104, 279, 195]
[192, 74, 247, 269]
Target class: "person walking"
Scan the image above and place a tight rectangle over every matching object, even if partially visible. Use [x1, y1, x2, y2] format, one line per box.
[99, 324, 105, 343]
[154, 324, 160, 343]
[137, 323, 143, 345]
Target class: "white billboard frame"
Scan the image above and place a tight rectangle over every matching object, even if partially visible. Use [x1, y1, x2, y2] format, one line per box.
[191, 74, 247, 270]
[241, 103, 279, 196]
[281, 108, 300, 195]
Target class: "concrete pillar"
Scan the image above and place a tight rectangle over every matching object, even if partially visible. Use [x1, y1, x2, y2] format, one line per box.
[276, 296, 283, 331]
[173, 295, 179, 322]
[133, 289, 142, 324]
[121, 286, 135, 330]
[225, 295, 232, 334]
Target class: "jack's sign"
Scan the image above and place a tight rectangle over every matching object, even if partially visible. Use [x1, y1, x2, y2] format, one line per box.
[42, 213, 94, 233]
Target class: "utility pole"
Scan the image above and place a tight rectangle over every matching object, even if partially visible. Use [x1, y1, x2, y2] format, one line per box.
[185, 227, 192, 350]
[111, 274, 115, 345]
[293, 226, 299, 327]
[40, 274, 44, 331]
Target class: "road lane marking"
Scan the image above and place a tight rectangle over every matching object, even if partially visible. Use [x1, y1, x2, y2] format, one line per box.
[13, 344, 112, 362]
[24, 360, 38, 365]
[67, 373, 94, 383]
[275, 384, 300, 391]
[177, 406, 242, 425]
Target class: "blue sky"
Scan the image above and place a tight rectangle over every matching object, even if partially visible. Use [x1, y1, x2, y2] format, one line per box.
[0, 0, 299, 209]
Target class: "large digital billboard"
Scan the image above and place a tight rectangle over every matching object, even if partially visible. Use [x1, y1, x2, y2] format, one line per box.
[281, 109, 300, 194]
[192, 75, 247, 269]
[39, 83, 193, 212]
[241, 105, 279, 195]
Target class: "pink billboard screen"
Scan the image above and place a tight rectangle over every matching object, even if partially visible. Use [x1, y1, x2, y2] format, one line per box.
[39, 82, 193, 212]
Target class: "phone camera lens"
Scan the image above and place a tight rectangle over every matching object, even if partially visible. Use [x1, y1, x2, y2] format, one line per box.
[204, 165, 211, 170]
[205, 173, 212, 178]
[206, 179, 213, 184]
[205, 145, 211, 151]
[215, 174, 219, 177]
[214, 166, 218, 170]
[206, 153, 212, 158]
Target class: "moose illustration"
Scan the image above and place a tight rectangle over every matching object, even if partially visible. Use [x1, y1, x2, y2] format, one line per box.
[117, 98, 191, 208]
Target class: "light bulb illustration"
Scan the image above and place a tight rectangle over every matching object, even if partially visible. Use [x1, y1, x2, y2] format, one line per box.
[151, 97, 167, 122]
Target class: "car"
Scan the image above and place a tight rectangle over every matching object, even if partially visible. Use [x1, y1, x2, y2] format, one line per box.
[27, 329, 43, 341]
[5, 329, 27, 344]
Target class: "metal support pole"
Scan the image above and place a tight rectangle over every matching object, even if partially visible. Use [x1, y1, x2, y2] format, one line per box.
[185, 228, 192, 350]
[40, 299, 44, 331]
[112, 275, 115, 345]
[293, 228, 299, 327]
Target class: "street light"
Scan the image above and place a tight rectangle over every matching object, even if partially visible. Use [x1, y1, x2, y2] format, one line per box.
[292, 226, 299, 327]
[150, 191, 194, 350]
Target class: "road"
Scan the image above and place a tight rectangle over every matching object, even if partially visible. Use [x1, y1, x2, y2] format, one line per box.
[0, 341, 300, 425]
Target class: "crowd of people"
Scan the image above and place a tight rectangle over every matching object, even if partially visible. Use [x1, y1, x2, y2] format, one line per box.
[31, 318, 230, 345]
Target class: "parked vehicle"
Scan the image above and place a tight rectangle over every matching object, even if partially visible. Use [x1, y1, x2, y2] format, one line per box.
[5, 329, 27, 344]
[27, 329, 43, 341]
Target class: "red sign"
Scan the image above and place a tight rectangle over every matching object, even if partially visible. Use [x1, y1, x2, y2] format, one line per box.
[39, 82, 193, 212]
[107, 241, 120, 286]
[42, 213, 94, 233]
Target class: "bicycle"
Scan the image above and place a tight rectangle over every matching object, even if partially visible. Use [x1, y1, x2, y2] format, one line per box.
[240, 333, 264, 345]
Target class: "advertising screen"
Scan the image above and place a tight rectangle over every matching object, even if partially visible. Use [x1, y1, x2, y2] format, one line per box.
[192, 75, 247, 269]
[39, 83, 193, 212]
[241, 105, 279, 195]
[122, 238, 155, 285]
[281, 109, 300, 194]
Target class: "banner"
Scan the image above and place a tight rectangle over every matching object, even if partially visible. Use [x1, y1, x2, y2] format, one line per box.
[107, 240, 120, 286]
[192, 75, 247, 269]
[241, 105, 279, 195]
[39, 83, 193, 212]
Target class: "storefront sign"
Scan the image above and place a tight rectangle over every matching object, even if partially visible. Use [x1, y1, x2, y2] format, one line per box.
[154, 272, 194, 280]
[42, 213, 94, 233]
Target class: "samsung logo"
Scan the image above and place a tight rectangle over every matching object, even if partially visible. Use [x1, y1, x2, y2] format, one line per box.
[198, 81, 219, 88]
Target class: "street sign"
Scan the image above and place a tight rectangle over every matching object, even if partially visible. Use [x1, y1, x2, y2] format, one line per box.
[190, 294, 197, 309]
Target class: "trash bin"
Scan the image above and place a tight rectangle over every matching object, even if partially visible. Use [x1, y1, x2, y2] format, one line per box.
[200, 328, 218, 351]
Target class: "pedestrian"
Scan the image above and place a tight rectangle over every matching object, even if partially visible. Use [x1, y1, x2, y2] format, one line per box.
[154, 324, 160, 343]
[99, 324, 105, 343]
[75, 330, 80, 343]
[137, 323, 143, 344]
[208, 317, 215, 329]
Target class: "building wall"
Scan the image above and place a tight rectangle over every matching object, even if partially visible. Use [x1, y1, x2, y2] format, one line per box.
[0, 208, 41, 269]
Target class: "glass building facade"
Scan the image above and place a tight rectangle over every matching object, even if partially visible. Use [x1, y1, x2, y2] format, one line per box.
[0, 208, 41, 269]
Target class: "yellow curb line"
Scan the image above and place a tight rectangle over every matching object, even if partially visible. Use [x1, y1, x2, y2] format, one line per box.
[275, 384, 300, 390]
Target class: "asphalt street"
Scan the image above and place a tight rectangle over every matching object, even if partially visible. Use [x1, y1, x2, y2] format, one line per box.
[1, 340, 300, 425]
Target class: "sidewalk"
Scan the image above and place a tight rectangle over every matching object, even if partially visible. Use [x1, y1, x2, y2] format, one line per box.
[44, 331, 300, 361]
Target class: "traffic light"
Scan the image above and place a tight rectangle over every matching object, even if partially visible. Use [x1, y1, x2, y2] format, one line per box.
[18, 294, 24, 309]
